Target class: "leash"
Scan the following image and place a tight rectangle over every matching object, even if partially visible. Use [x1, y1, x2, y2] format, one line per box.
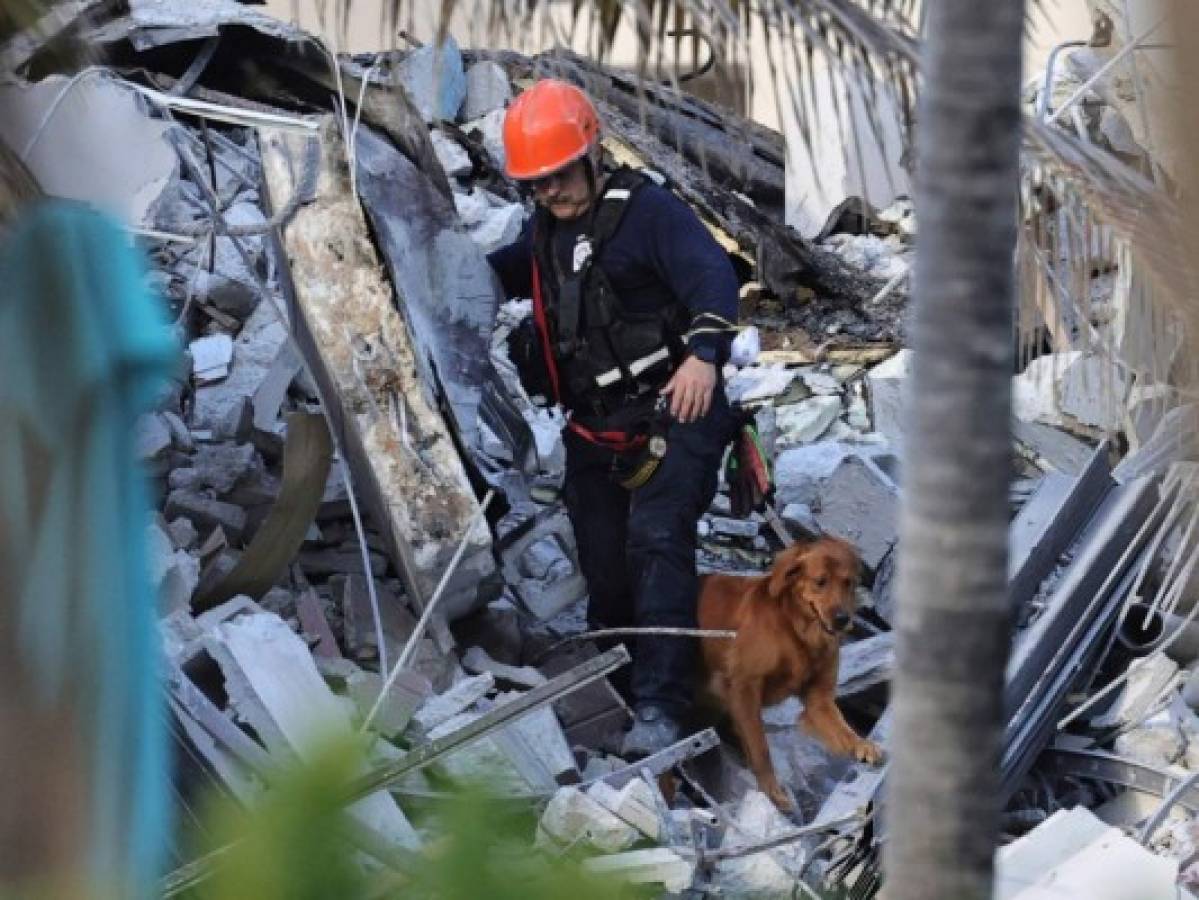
[533, 626, 737, 665]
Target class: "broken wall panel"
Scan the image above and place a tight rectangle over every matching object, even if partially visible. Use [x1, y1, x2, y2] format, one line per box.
[354, 125, 499, 455]
[258, 119, 494, 621]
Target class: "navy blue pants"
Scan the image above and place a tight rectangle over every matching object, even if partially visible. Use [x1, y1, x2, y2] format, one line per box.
[562, 388, 740, 718]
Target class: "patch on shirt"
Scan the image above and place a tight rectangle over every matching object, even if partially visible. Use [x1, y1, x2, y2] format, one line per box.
[572, 236, 592, 273]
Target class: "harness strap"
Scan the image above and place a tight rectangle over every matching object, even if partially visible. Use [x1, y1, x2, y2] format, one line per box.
[534, 250, 643, 451]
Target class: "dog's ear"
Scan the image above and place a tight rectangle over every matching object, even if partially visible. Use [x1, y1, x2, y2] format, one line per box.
[768, 545, 808, 600]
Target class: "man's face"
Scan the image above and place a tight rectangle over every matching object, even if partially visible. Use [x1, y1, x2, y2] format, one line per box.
[527, 157, 593, 220]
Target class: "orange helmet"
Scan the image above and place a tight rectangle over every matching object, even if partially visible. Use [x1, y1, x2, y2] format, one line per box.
[502, 79, 600, 181]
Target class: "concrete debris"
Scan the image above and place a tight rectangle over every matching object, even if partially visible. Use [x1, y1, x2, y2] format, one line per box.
[462, 645, 546, 690]
[164, 490, 247, 544]
[782, 61, 910, 240]
[774, 395, 842, 446]
[995, 807, 1178, 900]
[535, 785, 640, 853]
[135, 412, 173, 467]
[714, 790, 801, 897]
[205, 610, 421, 849]
[581, 847, 695, 893]
[461, 108, 506, 170]
[190, 333, 234, 384]
[15, 4, 1187, 889]
[461, 60, 512, 122]
[1113, 723, 1184, 769]
[397, 37, 466, 122]
[0, 75, 177, 228]
[431, 129, 472, 178]
[811, 453, 898, 570]
[586, 778, 661, 840]
[1090, 653, 1179, 731]
[866, 348, 910, 450]
[410, 672, 495, 736]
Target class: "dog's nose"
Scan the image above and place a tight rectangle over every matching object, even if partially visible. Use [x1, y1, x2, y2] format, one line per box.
[832, 611, 852, 631]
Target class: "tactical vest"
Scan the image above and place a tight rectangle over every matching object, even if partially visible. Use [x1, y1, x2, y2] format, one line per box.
[529, 167, 689, 443]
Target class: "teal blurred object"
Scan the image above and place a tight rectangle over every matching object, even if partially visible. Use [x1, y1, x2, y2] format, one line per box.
[0, 201, 179, 897]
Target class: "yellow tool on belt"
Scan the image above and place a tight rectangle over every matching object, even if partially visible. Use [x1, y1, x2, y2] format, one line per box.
[611, 398, 672, 490]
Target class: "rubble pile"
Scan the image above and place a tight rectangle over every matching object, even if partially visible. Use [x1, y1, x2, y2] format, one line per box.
[5, 1, 1199, 896]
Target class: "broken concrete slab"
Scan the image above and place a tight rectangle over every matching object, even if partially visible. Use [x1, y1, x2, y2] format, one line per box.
[344, 668, 429, 739]
[582, 847, 695, 893]
[462, 645, 546, 690]
[167, 516, 198, 550]
[261, 120, 495, 621]
[493, 690, 578, 788]
[396, 37, 466, 122]
[586, 778, 661, 841]
[995, 806, 1178, 900]
[1091, 653, 1179, 731]
[1113, 724, 1184, 769]
[204, 610, 420, 849]
[866, 348, 910, 450]
[190, 333, 234, 383]
[164, 489, 247, 543]
[726, 364, 798, 405]
[410, 673, 495, 737]
[715, 790, 801, 897]
[173, 442, 258, 496]
[812, 454, 899, 570]
[461, 60, 512, 122]
[461, 108, 506, 170]
[430, 129, 472, 178]
[136, 412, 173, 467]
[193, 300, 289, 430]
[251, 340, 302, 431]
[0, 74, 177, 228]
[1015, 419, 1095, 476]
[782, 58, 910, 240]
[535, 785, 639, 853]
[774, 395, 842, 446]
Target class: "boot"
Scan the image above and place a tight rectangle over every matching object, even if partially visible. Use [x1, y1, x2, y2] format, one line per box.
[620, 704, 683, 760]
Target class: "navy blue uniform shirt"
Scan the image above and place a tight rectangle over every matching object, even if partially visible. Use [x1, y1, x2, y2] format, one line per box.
[487, 178, 739, 364]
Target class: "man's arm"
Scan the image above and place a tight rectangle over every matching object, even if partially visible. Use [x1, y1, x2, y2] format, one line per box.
[645, 187, 741, 422]
[486, 218, 534, 300]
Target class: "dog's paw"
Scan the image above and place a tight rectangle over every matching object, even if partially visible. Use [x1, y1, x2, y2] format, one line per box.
[854, 740, 885, 766]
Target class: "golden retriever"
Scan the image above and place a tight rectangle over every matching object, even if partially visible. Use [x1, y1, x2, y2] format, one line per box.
[697, 537, 884, 811]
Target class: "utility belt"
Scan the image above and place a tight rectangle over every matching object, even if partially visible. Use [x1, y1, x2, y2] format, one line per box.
[567, 393, 672, 490]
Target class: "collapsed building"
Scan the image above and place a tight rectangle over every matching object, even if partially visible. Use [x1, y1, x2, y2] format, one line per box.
[3, 0, 1199, 896]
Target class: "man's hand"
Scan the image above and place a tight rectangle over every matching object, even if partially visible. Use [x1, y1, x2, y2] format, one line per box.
[661, 355, 717, 424]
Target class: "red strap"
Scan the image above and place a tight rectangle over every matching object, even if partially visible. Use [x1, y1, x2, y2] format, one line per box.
[531, 252, 643, 451]
[530, 258, 561, 403]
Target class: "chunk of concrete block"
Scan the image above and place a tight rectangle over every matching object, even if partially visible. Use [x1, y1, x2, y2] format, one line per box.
[167, 516, 199, 551]
[190, 334, 234, 384]
[193, 301, 288, 430]
[494, 691, 578, 788]
[582, 848, 695, 893]
[1059, 352, 1129, 432]
[1113, 724, 1184, 769]
[1091, 654, 1179, 730]
[774, 395, 842, 445]
[774, 441, 855, 508]
[586, 779, 661, 840]
[535, 786, 639, 853]
[175, 442, 258, 496]
[461, 61, 512, 121]
[135, 413, 173, 466]
[866, 349, 911, 449]
[715, 790, 800, 897]
[165, 490, 247, 544]
[726, 365, 798, 405]
[397, 38, 465, 122]
[813, 454, 898, 570]
[469, 202, 524, 254]
[204, 611, 420, 849]
[430, 129, 471, 178]
[462, 108, 506, 170]
[462, 646, 546, 689]
[410, 673, 494, 736]
[345, 668, 429, 738]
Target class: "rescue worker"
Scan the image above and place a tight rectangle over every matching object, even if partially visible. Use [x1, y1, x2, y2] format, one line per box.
[487, 79, 741, 757]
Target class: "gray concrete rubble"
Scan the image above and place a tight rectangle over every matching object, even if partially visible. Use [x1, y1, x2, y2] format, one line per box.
[13, 1, 1197, 892]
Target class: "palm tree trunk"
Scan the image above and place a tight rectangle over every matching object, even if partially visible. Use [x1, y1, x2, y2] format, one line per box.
[883, 1, 1025, 897]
